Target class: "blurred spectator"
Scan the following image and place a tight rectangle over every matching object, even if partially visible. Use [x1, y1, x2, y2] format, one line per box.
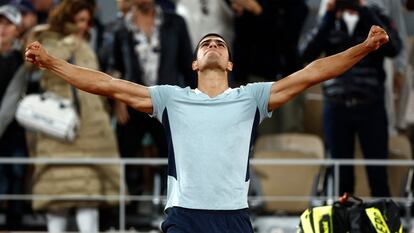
[31, 0, 55, 24]
[95, 1, 133, 226]
[175, 0, 235, 49]
[112, 0, 194, 213]
[320, 0, 409, 134]
[117, 0, 135, 17]
[407, 0, 414, 9]
[98, 0, 133, 74]
[233, 0, 308, 84]
[230, 0, 262, 86]
[10, 0, 38, 38]
[0, 4, 28, 230]
[0, 0, 9, 6]
[301, 0, 402, 197]
[156, 0, 175, 10]
[23, 0, 55, 94]
[82, 0, 105, 55]
[366, 0, 408, 134]
[232, 0, 308, 133]
[26, 0, 122, 232]
[404, 0, 414, 154]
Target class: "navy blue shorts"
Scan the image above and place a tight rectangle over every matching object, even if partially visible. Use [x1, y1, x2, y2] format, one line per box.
[161, 207, 254, 233]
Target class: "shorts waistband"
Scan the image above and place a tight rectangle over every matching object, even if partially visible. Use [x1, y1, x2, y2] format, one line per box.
[167, 207, 249, 215]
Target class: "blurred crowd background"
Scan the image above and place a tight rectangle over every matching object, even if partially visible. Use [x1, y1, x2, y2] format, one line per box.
[0, 0, 414, 232]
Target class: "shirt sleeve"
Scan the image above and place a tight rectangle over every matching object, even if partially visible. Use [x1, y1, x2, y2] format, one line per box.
[148, 85, 174, 122]
[243, 82, 274, 122]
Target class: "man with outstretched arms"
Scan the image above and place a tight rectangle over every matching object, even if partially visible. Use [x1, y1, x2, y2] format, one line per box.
[25, 25, 389, 233]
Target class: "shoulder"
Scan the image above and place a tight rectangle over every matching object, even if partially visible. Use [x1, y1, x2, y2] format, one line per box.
[149, 85, 189, 109]
[241, 82, 274, 92]
[238, 82, 274, 101]
[150, 85, 188, 94]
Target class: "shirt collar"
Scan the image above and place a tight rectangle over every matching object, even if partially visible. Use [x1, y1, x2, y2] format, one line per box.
[194, 88, 232, 95]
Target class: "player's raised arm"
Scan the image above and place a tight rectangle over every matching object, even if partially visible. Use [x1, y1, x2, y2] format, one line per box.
[25, 41, 153, 113]
[267, 25, 389, 111]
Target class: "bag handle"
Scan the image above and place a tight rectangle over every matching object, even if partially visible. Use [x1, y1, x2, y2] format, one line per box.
[338, 192, 363, 205]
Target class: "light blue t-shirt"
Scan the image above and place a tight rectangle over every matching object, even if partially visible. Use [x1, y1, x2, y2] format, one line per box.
[149, 82, 273, 210]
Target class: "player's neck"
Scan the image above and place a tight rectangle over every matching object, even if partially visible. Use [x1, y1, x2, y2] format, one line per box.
[197, 70, 229, 98]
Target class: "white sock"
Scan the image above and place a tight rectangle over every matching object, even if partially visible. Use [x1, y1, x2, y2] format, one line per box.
[76, 207, 99, 233]
[46, 211, 68, 233]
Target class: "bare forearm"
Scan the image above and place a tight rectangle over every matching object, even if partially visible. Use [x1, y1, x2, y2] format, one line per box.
[25, 41, 152, 112]
[45, 54, 114, 97]
[269, 25, 388, 110]
[306, 41, 372, 85]
[44, 53, 152, 112]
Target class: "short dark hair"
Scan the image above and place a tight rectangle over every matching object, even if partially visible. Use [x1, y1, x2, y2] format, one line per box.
[193, 33, 232, 62]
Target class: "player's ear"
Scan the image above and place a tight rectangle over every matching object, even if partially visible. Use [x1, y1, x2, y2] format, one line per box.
[226, 61, 233, 72]
[192, 61, 199, 71]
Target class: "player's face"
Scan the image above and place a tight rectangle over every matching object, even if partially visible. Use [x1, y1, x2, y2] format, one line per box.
[194, 36, 231, 72]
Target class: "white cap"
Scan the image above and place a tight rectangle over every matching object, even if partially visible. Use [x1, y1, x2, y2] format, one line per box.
[0, 5, 22, 27]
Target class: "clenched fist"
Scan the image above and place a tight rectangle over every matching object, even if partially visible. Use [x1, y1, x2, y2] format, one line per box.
[25, 41, 50, 68]
[364, 25, 389, 51]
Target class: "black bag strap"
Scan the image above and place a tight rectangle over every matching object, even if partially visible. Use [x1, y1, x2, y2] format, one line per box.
[117, 26, 133, 82]
[70, 84, 80, 115]
[67, 55, 81, 115]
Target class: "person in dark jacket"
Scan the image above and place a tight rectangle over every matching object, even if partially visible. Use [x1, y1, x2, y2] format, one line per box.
[111, 0, 195, 213]
[0, 5, 28, 230]
[301, 0, 402, 197]
[97, 0, 134, 74]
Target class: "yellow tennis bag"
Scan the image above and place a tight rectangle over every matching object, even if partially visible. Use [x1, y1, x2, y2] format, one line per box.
[298, 193, 402, 233]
